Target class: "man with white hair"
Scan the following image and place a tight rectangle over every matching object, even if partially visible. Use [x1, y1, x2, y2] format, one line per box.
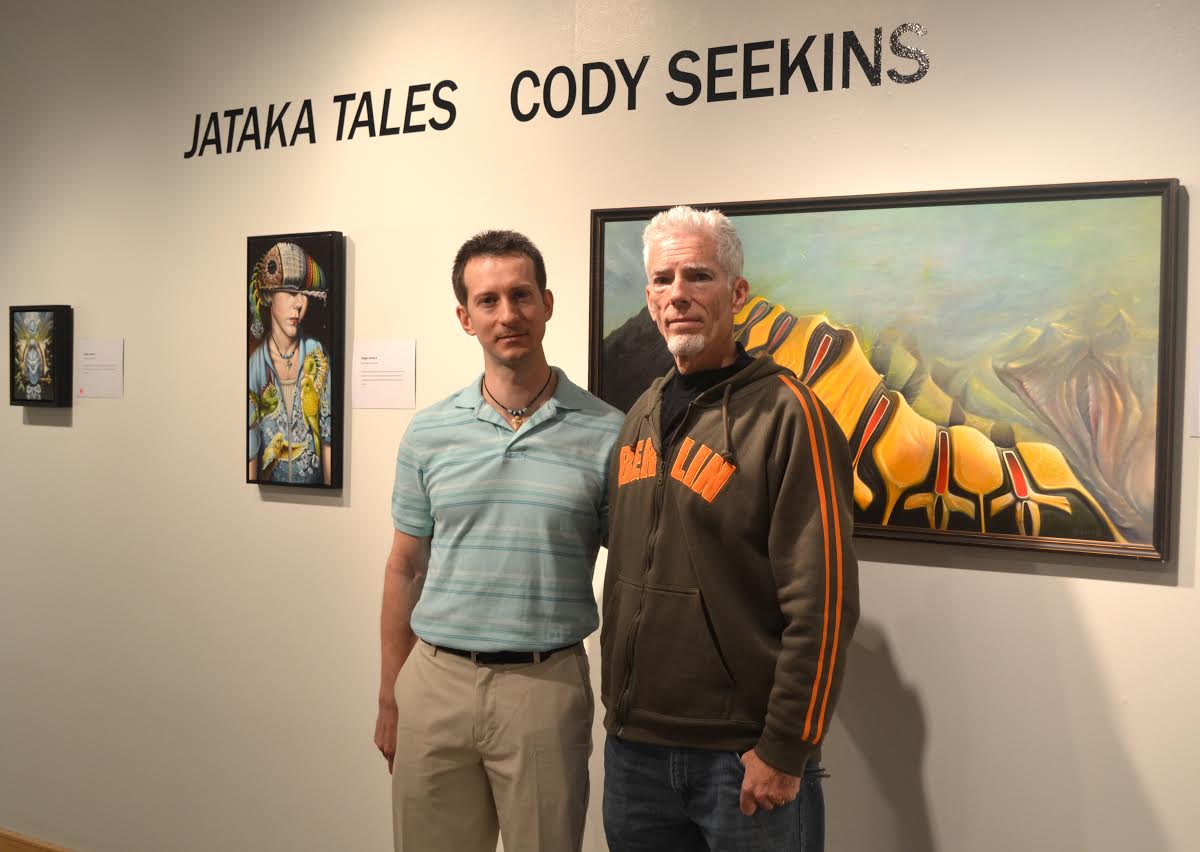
[600, 206, 859, 851]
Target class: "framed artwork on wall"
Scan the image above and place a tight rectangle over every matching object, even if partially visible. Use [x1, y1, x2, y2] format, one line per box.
[589, 180, 1184, 560]
[10, 305, 73, 407]
[246, 231, 345, 489]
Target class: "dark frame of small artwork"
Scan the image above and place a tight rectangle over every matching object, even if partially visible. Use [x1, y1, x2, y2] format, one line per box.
[588, 180, 1185, 560]
[245, 230, 345, 489]
[9, 304, 73, 408]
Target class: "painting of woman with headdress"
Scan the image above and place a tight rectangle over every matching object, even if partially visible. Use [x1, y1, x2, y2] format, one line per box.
[246, 232, 344, 488]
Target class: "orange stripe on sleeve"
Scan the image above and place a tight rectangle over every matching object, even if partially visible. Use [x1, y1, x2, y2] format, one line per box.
[801, 381, 845, 743]
[779, 375, 833, 743]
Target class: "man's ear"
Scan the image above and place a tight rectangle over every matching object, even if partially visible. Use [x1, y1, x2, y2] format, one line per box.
[731, 276, 750, 314]
[542, 288, 554, 321]
[456, 303, 476, 337]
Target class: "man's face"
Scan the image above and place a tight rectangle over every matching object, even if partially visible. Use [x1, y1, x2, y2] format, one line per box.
[269, 290, 309, 340]
[456, 253, 553, 368]
[645, 230, 748, 370]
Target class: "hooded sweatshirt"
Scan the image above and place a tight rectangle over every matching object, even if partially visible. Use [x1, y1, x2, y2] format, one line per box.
[601, 354, 859, 776]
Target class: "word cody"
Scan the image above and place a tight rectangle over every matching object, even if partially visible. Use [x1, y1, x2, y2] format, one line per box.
[183, 83, 456, 159]
[511, 24, 929, 121]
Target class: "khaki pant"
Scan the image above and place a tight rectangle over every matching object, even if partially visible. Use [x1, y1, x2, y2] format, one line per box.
[392, 641, 593, 852]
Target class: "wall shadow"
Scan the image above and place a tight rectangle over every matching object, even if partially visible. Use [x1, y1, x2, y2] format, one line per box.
[21, 407, 73, 427]
[826, 621, 935, 851]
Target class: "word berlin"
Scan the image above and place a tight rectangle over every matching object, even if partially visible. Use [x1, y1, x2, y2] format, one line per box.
[183, 23, 929, 159]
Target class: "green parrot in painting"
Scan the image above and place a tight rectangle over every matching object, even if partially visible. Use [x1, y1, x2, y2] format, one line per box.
[300, 349, 328, 455]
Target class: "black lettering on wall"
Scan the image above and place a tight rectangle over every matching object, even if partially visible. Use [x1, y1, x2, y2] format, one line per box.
[843, 28, 883, 88]
[544, 65, 577, 118]
[430, 80, 458, 130]
[333, 94, 355, 140]
[291, 99, 316, 145]
[666, 50, 701, 106]
[237, 107, 261, 152]
[379, 88, 402, 136]
[183, 113, 201, 159]
[616, 56, 650, 109]
[223, 108, 244, 153]
[743, 40, 774, 99]
[350, 92, 376, 139]
[405, 84, 430, 133]
[706, 44, 737, 102]
[198, 112, 222, 156]
[511, 70, 540, 122]
[888, 22, 930, 84]
[780, 36, 819, 95]
[582, 62, 616, 115]
[823, 33, 834, 91]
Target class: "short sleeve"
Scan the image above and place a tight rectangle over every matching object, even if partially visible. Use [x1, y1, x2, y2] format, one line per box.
[391, 429, 434, 536]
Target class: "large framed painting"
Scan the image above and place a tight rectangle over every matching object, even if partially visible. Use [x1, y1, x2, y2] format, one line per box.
[589, 180, 1184, 560]
[246, 231, 345, 489]
[10, 305, 73, 407]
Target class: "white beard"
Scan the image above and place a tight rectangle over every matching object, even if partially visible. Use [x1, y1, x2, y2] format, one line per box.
[666, 333, 707, 356]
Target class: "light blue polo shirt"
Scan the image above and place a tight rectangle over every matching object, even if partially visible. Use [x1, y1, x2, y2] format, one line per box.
[392, 367, 623, 652]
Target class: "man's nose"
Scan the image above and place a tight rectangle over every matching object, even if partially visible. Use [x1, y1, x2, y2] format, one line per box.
[499, 297, 520, 322]
[666, 276, 691, 302]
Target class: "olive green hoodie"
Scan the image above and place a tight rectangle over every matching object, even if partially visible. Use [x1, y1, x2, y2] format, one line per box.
[601, 355, 859, 775]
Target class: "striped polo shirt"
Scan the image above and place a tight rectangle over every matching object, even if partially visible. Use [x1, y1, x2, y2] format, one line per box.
[392, 368, 623, 652]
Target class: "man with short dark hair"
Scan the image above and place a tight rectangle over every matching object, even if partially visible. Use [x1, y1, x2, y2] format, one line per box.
[375, 230, 622, 852]
[601, 206, 859, 852]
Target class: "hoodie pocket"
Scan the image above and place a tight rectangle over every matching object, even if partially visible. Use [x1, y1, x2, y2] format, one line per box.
[631, 585, 735, 720]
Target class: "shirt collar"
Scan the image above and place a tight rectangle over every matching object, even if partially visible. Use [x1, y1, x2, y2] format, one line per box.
[453, 367, 584, 412]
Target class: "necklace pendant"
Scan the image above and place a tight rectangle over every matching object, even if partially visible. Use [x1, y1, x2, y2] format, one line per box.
[512, 415, 523, 428]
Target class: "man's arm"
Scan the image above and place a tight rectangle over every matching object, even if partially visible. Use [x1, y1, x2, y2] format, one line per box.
[374, 529, 430, 774]
[743, 379, 859, 814]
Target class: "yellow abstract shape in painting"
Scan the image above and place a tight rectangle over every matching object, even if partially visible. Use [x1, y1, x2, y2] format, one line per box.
[871, 396, 936, 525]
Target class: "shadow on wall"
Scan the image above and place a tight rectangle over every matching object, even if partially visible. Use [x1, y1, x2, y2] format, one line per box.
[825, 563, 1172, 852]
[824, 621, 935, 852]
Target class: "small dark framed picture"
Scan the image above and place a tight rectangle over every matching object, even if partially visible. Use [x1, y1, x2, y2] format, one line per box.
[10, 305, 73, 407]
[246, 231, 345, 489]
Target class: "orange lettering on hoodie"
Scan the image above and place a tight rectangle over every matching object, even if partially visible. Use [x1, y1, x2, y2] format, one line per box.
[671, 436, 736, 502]
[617, 438, 658, 487]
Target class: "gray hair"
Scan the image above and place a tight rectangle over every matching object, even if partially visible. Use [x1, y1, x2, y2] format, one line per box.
[642, 205, 744, 281]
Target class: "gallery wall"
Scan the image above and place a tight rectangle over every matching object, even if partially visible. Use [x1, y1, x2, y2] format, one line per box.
[2, 1, 1198, 850]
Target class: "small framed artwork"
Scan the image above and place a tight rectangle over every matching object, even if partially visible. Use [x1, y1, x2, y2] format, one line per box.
[246, 231, 345, 489]
[590, 180, 1184, 560]
[10, 305, 73, 407]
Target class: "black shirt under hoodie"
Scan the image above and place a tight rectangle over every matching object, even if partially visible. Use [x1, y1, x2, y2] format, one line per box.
[659, 343, 754, 465]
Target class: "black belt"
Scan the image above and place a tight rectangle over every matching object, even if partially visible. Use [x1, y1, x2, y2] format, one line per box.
[425, 640, 579, 665]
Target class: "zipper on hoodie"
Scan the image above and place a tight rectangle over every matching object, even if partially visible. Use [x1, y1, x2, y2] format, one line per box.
[615, 396, 703, 733]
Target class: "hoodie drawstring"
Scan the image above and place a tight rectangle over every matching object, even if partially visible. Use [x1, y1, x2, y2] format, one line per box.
[719, 384, 735, 463]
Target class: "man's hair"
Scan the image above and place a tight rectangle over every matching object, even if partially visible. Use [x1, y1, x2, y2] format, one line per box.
[451, 230, 548, 305]
[642, 205, 745, 281]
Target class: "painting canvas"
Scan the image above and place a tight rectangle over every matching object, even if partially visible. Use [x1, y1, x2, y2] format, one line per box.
[10, 305, 72, 407]
[590, 181, 1182, 560]
[246, 231, 344, 489]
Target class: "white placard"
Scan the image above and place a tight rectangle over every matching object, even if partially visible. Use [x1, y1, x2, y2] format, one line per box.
[352, 340, 416, 409]
[76, 338, 124, 399]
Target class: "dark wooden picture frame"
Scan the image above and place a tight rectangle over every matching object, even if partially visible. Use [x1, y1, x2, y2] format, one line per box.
[589, 180, 1184, 560]
[10, 304, 73, 408]
[245, 231, 345, 489]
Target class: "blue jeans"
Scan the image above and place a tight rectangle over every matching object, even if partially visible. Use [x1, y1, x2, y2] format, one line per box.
[603, 734, 826, 852]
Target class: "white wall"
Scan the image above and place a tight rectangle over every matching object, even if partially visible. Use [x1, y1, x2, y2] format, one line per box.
[1, 1, 1197, 850]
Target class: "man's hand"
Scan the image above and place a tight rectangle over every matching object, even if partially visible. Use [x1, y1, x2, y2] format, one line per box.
[375, 697, 399, 774]
[739, 749, 801, 815]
